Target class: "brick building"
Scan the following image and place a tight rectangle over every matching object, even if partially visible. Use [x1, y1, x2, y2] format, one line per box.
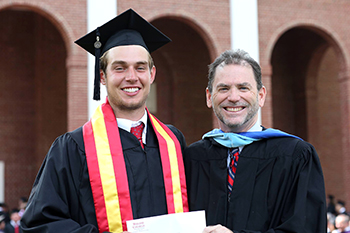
[0, 0, 349, 211]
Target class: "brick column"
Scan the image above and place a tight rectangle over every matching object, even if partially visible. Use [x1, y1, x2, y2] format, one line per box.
[261, 64, 273, 128]
[66, 54, 88, 131]
[339, 70, 350, 206]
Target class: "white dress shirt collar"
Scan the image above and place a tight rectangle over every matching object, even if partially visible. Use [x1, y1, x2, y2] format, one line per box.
[116, 110, 148, 144]
[227, 120, 263, 167]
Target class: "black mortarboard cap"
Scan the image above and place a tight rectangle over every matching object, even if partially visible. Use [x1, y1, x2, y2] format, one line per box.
[75, 8, 171, 100]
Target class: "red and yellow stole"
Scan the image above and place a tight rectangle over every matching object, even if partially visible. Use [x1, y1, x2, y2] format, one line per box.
[83, 100, 188, 233]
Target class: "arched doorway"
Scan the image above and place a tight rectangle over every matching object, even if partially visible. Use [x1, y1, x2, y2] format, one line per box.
[0, 7, 67, 208]
[151, 17, 213, 144]
[270, 27, 344, 201]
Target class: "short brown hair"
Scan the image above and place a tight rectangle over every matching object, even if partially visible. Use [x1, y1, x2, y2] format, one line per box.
[207, 49, 262, 93]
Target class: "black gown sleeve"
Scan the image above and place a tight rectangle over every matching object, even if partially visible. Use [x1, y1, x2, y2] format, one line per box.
[20, 131, 99, 233]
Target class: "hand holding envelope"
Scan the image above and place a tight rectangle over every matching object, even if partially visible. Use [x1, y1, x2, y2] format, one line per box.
[126, 210, 206, 233]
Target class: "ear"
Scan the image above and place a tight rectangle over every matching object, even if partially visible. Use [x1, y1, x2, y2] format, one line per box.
[206, 88, 212, 108]
[258, 86, 267, 108]
[100, 70, 106, 85]
[150, 66, 156, 84]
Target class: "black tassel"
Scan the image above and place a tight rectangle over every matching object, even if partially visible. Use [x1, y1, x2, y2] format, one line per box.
[93, 28, 102, 100]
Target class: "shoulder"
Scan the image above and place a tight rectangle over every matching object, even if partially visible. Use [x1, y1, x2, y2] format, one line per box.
[66, 127, 84, 148]
[246, 136, 318, 161]
[38, 127, 86, 183]
[269, 137, 315, 155]
[4, 223, 13, 230]
[186, 138, 211, 151]
[165, 124, 186, 146]
[51, 127, 83, 146]
[185, 138, 226, 160]
[261, 127, 316, 158]
[46, 127, 85, 159]
[186, 137, 221, 151]
[166, 124, 183, 137]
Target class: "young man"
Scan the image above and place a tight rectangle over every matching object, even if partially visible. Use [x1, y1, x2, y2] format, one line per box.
[4, 209, 21, 233]
[184, 49, 326, 233]
[21, 9, 188, 233]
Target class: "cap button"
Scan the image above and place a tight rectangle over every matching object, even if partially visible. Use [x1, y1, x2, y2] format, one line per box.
[94, 36, 102, 49]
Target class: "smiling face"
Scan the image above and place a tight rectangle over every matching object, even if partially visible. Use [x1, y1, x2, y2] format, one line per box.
[100, 45, 155, 120]
[206, 63, 266, 133]
[335, 215, 349, 231]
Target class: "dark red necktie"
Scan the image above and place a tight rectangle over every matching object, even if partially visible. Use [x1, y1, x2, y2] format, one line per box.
[15, 224, 19, 233]
[130, 123, 144, 148]
[227, 148, 239, 194]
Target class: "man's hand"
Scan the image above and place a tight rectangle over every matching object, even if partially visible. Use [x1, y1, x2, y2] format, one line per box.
[203, 224, 233, 233]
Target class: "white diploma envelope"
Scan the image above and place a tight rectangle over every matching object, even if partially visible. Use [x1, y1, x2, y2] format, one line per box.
[126, 210, 206, 233]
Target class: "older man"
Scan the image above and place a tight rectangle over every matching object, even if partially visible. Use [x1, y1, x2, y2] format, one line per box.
[185, 49, 326, 233]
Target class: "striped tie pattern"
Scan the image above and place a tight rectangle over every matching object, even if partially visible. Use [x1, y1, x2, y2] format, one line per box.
[227, 148, 239, 194]
[131, 122, 144, 149]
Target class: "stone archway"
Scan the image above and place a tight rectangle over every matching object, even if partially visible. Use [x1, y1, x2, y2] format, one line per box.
[150, 17, 213, 144]
[0, 8, 67, 208]
[306, 45, 343, 198]
[270, 27, 345, 201]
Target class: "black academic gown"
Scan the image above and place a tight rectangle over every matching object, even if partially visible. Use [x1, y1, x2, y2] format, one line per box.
[4, 222, 22, 233]
[184, 136, 327, 233]
[21, 120, 186, 233]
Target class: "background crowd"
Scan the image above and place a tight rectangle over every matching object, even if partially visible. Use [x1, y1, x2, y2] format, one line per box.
[328, 194, 350, 233]
[0, 197, 27, 233]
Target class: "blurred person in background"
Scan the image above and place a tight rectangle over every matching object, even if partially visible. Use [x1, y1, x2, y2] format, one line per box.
[4, 209, 21, 233]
